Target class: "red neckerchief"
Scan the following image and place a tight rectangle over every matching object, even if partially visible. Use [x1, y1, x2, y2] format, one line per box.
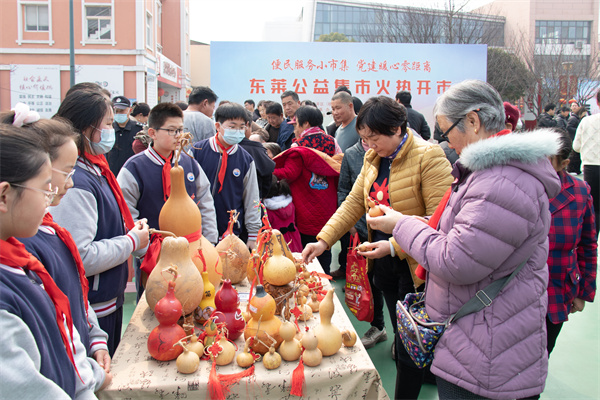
[490, 129, 512, 138]
[157, 151, 173, 202]
[215, 137, 231, 194]
[0, 237, 80, 377]
[83, 153, 135, 230]
[415, 188, 452, 280]
[42, 213, 89, 324]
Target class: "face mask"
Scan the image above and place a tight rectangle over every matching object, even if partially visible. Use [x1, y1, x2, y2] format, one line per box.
[114, 114, 128, 124]
[86, 128, 115, 155]
[222, 128, 245, 146]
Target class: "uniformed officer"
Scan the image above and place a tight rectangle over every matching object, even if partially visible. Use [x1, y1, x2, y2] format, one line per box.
[108, 95, 144, 176]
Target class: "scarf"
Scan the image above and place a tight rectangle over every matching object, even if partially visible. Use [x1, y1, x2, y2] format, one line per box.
[42, 213, 89, 323]
[215, 138, 231, 194]
[83, 153, 135, 230]
[0, 237, 79, 376]
[300, 126, 324, 139]
[157, 151, 173, 202]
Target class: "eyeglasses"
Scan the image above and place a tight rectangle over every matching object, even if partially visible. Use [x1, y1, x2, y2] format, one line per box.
[439, 117, 463, 141]
[11, 183, 58, 205]
[157, 128, 184, 137]
[52, 168, 76, 181]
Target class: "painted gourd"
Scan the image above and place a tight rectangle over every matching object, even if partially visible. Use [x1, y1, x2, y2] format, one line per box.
[195, 270, 216, 324]
[147, 280, 187, 361]
[243, 285, 282, 355]
[212, 279, 245, 340]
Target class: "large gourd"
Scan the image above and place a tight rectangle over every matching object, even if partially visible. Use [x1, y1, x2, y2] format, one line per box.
[147, 279, 187, 361]
[158, 145, 223, 288]
[261, 229, 296, 286]
[244, 285, 282, 355]
[215, 211, 250, 284]
[314, 289, 342, 356]
[248, 229, 294, 283]
[145, 237, 204, 316]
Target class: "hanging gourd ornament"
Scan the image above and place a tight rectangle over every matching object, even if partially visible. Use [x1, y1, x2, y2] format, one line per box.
[216, 210, 250, 284]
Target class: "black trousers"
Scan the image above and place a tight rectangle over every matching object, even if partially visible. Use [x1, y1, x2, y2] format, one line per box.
[300, 233, 331, 274]
[583, 165, 599, 236]
[98, 306, 123, 357]
[437, 377, 492, 400]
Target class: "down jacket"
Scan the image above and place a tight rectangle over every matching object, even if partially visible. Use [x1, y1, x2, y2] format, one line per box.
[393, 129, 562, 399]
[273, 146, 341, 236]
[318, 130, 453, 285]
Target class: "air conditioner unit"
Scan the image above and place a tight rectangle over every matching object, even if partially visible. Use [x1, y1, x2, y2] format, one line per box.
[575, 40, 584, 49]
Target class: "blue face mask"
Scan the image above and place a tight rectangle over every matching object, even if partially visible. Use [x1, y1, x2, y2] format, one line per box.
[114, 113, 128, 124]
[222, 128, 245, 146]
[86, 128, 115, 155]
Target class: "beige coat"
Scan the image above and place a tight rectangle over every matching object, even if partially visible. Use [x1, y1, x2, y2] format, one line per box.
[317, 130, 453, 287]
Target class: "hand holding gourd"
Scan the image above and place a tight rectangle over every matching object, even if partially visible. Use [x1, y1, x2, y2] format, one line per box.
[365, 204, 403, 234]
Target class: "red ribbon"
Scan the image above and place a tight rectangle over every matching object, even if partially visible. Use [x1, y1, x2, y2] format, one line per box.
[215, 138, 231, 194]
[159, 152, 173, 202]
[140, 229, 202, 275]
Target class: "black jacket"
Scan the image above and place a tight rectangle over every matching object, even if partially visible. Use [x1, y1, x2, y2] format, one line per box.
[555, 114, 568, 131]
[537, 112, 557, 128]
[108, 119, 143, 176]
[405, 106, 431, 140]
[566, 115, 581, 140]
[239, 138, 275, 199]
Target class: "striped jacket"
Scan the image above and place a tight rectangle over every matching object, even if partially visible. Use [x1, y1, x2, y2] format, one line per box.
[547, 171, 597, 324]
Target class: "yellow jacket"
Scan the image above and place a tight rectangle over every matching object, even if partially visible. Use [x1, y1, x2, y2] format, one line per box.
[317, 130, 453, 287]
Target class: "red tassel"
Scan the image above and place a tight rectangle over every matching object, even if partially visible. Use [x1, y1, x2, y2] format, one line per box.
[218, 364, 255, 397]
[208, 361, 225, 400]
[290, 357, 305, 397]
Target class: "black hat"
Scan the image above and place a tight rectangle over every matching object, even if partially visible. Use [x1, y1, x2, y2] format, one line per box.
[112, 96, 131, 109]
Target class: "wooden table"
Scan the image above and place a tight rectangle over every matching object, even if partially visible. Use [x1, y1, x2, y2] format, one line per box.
[98, 260, 389, 400]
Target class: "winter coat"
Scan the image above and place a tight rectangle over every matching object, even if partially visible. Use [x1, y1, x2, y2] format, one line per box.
[392, 129, 561, 399]
[567, 114, 581, 140]
[264, 195, 302, 253]
[273, 146, 340, 236]
[337, 140, 368, 240]
[547, 171, 597, 324]
[318, 130, 453, 286]
[537, 112, 557, 128]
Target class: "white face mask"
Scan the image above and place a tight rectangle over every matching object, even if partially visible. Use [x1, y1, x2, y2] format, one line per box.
[222, 128, 245, 145]
[86, 127, 115, 155]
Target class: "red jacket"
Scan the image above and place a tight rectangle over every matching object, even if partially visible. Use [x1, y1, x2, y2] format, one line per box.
[273, 146, 340, 236]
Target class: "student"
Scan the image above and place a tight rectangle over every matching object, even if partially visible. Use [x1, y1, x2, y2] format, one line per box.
[117, 103, 218, 296]
[1, 110, 112, 397]
[190, 102, 261, 248]
[51, 89, 150, 356]
[0, 125, 82, 398]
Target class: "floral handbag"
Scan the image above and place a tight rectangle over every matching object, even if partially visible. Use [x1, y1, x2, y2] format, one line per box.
[396, 259, 528, 369]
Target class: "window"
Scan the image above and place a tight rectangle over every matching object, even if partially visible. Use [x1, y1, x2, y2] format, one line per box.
[25, 5, 49, 31]
[86, 5, 112, 40]
[535, 20, 591, 45]
[146, 12, 153, 47]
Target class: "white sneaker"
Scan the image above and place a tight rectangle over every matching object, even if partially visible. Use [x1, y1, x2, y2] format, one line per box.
[361, 326, 387, 349]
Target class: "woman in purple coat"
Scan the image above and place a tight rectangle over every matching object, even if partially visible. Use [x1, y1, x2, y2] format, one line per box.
[368, 80, 562, 400]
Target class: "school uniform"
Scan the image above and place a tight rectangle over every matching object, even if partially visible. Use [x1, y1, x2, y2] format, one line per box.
[51, 157, 141, 355]
[190, 136, 261, 242]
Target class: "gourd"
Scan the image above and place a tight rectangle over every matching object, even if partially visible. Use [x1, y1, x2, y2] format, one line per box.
[262, 234, 296, 286]
[342, 330, 357, 347]
[308, 293, 320, 313]
[278, 321, 302, 361]
[301, 330, 322, 367]
[212, 279, 245, 340]
[236, 338, 257, 368]
[367, 197, 384, 217]
[145, 237, 204, 316]
[195, 269, 216, 324]
[175, 341, 200, 374]
[297, 296, 313, 321]
[147, 279, 187, 361]
[262, 346, 282, 370]
[187, 334, 205, 357]
[244, 286, 282, 355]
[215, 211, 250, 284]
[197, 236, 224, 289]
[214, 337, 236, 366]
[314, 289, 342, 356]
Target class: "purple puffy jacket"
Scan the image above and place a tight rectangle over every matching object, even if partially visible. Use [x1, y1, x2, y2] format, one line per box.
[393, 130, 561, 399]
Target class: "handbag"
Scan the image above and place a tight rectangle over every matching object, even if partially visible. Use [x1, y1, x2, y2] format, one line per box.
[396, 259, 528, 368]
[345, 233, 374, 322]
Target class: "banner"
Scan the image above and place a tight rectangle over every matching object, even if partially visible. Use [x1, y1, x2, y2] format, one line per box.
[211, 42, 487, 128]
[10, 64, 61, 118]
[75, 65, 124, 98]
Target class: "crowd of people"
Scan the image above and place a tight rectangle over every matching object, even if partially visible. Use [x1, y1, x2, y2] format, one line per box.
[0, 79, 597, 400]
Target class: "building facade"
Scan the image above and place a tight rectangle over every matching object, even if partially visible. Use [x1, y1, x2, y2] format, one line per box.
[0, 0, 191, 117]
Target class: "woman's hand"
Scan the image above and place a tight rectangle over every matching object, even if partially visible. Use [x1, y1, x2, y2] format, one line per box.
[302, 239, 328, 264]
[93, 349, 111, 373]
[571, 298, 586, 313]
[366, 204, 404, 234]
[357, 240, 391, 259]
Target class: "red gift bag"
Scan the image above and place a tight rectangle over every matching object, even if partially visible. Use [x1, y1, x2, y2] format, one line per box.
[345, 233, 374, 322]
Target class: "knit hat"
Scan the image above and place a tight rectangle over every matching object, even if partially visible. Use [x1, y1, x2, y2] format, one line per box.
[503, 102, 520, 131]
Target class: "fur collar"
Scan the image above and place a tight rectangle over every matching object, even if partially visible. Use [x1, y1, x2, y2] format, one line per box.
[460, 129, 560, 171]
[264, 195, 293, 210]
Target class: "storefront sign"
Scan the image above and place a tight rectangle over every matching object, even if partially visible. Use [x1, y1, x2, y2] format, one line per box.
[10, 64, 61, 118]
[158, 54, 182, 88]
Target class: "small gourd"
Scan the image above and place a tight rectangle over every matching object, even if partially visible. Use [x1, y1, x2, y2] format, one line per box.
[195, 269, 216, 324]
[262, 346, 282, 370]
[187, 334, 205, 357]
[301, 330, 322, 367]
[236, 338, 257, 368]
[175, 342, 200, 374]
[214, 337, 236, 366]
[278, 321, 302, 361]
[262, 230, 296, 286]
[308, 293, 320, 313]
[147, 279, 187, 361]
[297, 295, 313, 322]
[248, 285, 276, 321]
[314, 289, 342, 356]
[342, 330, 357, 347]
[212, 279, 245, 340]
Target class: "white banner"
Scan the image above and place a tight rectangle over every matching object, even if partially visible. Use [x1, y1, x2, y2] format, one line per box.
[146, 68, 158, 108]
[10, 64, 61, 118]
[75, 65, 124, 98]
